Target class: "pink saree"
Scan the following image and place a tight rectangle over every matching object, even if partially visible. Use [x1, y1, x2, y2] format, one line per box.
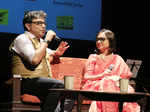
[81, 54, 140, 112]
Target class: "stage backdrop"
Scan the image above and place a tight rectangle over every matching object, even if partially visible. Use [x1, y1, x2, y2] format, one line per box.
[0, 0, 102, 41]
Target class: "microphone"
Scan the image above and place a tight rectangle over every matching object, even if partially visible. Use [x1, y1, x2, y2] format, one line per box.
[108, 64, 114, 71]
[44, 30, 61, 41]
[55, 35, 61, 41]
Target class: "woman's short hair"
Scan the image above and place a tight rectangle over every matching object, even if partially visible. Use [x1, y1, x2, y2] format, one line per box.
[96, 28, 116, 54]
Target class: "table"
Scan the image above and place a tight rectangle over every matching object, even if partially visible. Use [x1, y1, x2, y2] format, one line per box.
[49, 89, 150, 112]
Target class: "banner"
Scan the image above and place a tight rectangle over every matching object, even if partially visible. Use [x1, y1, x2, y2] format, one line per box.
[0, 9, 8, 25]
[0, 0, 101, 41]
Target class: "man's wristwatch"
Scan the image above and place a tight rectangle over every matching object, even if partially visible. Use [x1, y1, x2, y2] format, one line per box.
[43, 39, 51, 45]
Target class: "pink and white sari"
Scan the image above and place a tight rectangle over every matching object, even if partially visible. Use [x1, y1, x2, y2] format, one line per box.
[81, 54, 140, 112]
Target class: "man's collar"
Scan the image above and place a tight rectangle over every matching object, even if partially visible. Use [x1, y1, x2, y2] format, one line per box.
[25, 31, 36, 39]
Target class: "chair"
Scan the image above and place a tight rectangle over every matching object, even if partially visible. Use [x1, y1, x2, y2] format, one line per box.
[0, 74, 41, 112]
[126, 59, 142, 88]
[0, 57, 87, 112]
[126, 59, 150, 111]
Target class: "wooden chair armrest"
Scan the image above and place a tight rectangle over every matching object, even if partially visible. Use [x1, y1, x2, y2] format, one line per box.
[12, 74, 22, 103]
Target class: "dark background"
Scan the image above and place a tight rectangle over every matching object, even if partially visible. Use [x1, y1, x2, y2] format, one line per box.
[0, 0, 150, 106]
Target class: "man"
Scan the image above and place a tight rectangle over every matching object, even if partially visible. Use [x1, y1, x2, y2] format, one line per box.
[9, 10, 74, 112]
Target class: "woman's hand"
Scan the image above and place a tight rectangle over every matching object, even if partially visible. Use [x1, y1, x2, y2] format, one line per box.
[103, 68, 112, 74]
[97, 68, 112, 78]
[102, 64, 114, 76]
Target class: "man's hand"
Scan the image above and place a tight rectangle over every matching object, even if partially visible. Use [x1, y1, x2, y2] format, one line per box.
[54, 41, 69, 56]
[45, 30, 56, 42]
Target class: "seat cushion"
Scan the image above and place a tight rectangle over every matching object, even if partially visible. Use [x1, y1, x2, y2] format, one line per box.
[21, 94, 41, 103]
[51, 57, 87, 89]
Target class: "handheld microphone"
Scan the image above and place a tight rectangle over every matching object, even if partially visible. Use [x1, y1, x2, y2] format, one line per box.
[108, 64, 114, 71]
[55, 35, 61, 41]
[44, 30, 61, 41]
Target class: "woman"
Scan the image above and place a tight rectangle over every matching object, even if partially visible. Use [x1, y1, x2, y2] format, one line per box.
[81, 29, 140, 112]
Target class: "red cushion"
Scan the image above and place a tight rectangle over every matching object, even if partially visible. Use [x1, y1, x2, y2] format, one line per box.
[21, 94, 41, 103]
[51, 57, 87, 89]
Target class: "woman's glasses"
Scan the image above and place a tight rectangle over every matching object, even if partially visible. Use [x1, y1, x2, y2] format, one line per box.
[96, 37, 107, 42]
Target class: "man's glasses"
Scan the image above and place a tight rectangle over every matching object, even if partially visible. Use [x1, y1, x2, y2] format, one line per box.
[31, 21, 47, 26]
[96, 37, 107, 42]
